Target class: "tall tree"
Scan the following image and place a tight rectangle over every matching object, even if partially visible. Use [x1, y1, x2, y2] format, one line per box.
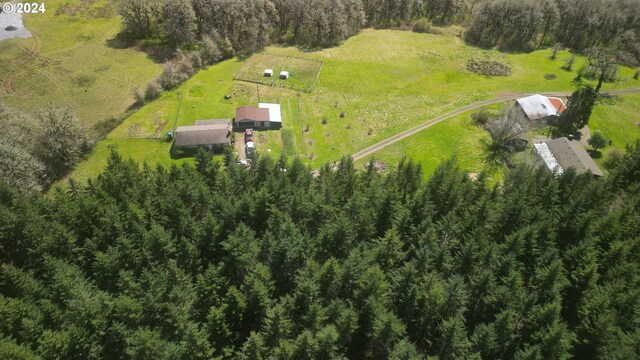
[557, 85, 598, 134]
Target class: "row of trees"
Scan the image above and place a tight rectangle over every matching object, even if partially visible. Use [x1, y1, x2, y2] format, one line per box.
[465, 0, 640, 59]
[119, 0, 472, 52]
[1, 145, 639, 358]
[120, 0, 640, 59]
[0, 103, 92, 192]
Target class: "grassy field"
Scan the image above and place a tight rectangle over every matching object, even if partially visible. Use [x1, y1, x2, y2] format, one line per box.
[0, 0, 161, 131]
[359, 94, 640, 178]
[234, 53, 323, 92]
[354, 110, 491, 176]
[589, 94, 640, 172]
[66, 28, 640, 182]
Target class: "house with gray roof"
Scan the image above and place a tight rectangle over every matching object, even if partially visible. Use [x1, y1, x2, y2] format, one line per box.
[170, 120, 232, 155]
[534, 137, 604, 177]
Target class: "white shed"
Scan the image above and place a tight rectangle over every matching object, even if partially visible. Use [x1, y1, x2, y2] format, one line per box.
[279, 71, 289, 79]
[264, 69, 273, 77]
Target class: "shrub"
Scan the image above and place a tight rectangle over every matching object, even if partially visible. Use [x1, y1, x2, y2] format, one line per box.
[562, 54, 575, 71]
[605, 148, 624, 169]
[412, 19, 432, 34]
[145, 79, 163, 101]
[471, 109, 491, 125]
[588, 131, 608, 151]
[633, 70, 639, 80]
[133, 86, 145, 106]
[321, 117, 328, 125]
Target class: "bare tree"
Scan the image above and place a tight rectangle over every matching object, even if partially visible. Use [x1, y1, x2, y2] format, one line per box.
[586, 46, 618, 93]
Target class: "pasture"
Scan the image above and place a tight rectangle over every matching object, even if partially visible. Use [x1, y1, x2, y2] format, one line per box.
[0, 0, 162, 131]
[589, 94, 640, 172]
[66, 28, 640, 182]
[233, 53, 323, 93]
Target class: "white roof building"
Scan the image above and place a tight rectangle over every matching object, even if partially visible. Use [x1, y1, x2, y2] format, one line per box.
[534, 138, 604, 177]
[516, 95, 565, 121]
[279, 71, 289, 79]
[259, 103, 282, 124]
[534, 142, 563, 175]
[264, 69, 273, 77]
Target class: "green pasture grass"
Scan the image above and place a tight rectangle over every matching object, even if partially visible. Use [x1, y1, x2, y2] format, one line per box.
[69, 138, 192, 182]
[0, 0, 161, 129]
[233, 53, 285, 85]
[68, 28, 639, 182]
[354, 111, 491, 178]
[589, 94, 640, 172]
[234, 53, 323, 93]
[277, 56, 323, 92]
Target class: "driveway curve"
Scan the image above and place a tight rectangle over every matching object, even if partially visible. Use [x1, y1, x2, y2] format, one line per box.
[352, 88, 640, 161]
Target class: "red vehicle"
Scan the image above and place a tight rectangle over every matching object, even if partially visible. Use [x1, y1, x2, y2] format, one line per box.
[245, 128, 254, 143]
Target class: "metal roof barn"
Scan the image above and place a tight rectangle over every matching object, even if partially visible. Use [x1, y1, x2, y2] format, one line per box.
[516, 95, 565, 120]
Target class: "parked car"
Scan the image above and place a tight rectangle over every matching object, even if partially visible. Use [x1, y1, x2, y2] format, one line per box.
[245, 128, 253, 143]
[246, 141, 255, 154]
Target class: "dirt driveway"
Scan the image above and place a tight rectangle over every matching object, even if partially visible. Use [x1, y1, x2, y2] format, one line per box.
[235, 131, 247, 160]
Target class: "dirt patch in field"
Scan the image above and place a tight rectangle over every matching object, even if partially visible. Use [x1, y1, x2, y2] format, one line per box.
[154, 113, 169, 136]
[372, 160, 387, 172]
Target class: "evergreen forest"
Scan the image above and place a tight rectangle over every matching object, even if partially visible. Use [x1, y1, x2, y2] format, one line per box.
[1, 144, 640, 359]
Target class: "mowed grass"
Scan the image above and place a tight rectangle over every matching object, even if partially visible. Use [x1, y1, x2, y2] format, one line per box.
[354, 111, 491, 177]
[0, 0, 161, 129]
[67, 28, 640, 182]
[589, 94, 640, 171]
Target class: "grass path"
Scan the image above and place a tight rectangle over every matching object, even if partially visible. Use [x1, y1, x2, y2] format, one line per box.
[352, 88, 640, 161]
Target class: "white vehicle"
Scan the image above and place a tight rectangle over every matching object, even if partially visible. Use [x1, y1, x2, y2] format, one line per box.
[246, 141, 255, 154]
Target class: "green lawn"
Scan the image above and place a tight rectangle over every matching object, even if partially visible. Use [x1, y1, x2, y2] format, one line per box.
[66, 28, 640, 182]
[355, 111, 491, 176]
[589, 94, 640, 172]
[0, 0, 161, 130]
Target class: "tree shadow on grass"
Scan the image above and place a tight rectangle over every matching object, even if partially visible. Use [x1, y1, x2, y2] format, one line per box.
[587, 149, 603, 159]
[106, 32, 173, 63]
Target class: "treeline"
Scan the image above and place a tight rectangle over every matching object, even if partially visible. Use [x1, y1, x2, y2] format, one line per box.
[120, 0, 471, 52]
[465, 0, 640, 60]
[1, 144, 640, 359]
[0, 103, 92, 192]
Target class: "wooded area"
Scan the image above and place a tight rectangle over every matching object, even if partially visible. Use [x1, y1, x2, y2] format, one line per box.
[1, 144, 639, 359]
[120, 0, 640, 63]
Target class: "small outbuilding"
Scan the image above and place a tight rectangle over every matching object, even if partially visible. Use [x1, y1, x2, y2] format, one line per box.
[534, 137, 603, 177]
[264, 69, 273, 77]
[170, 120, 232, 155]
[279, 71, 289, 79]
